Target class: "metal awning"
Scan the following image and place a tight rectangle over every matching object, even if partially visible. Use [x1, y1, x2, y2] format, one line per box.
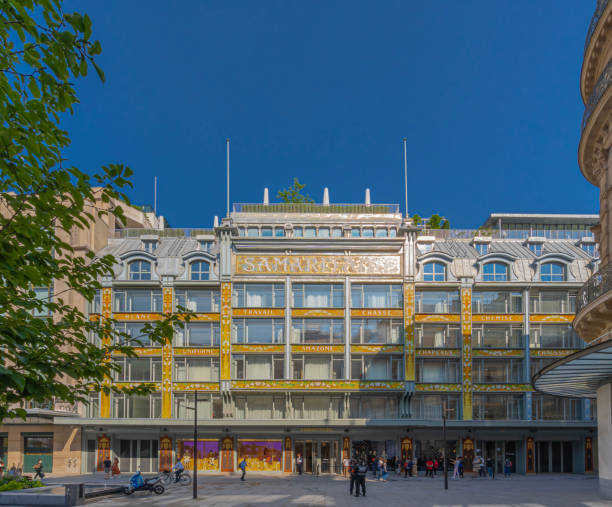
[533, 340, 612, 398]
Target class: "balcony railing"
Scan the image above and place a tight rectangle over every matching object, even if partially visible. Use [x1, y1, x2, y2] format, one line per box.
[582, 56, 612, 130]
[233, 203, 401, 214]
[577, 262, 612, 313]
[114, 228, 214, 238]
[585, 0, 610, 56]
[418, 228, 594, 240]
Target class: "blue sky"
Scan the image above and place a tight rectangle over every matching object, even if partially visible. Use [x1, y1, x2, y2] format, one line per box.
[63, 1, 597, 228]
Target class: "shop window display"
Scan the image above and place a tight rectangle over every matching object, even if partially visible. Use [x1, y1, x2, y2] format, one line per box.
[237, 440, 282, 472]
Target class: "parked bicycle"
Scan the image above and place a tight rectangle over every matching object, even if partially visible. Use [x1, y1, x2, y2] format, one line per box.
[160, 469, 192, 486]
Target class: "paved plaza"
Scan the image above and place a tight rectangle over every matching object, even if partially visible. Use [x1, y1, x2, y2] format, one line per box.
[46, 473, 609, 506]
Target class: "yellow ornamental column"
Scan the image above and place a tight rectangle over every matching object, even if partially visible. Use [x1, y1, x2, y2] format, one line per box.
[220, 282, 232, 381]
[404, 283, 415, 381]
[461, 287, 473, 420]
[100, 287, 112, 418]
[162, 287, 174, 418]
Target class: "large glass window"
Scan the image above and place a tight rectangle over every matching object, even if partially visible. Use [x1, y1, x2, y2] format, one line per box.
[349, 395, 398, 419]
[351, 355, 402, 380]
[529, 324, 583, 349]
[473, 359, 524, 383]
[423, 262, 446, 281]
[292, 355, 344, 380]
[175, 289, 220, 312]
[86, 393, 100, 418]
[415, 359, 460, 383]
[351, 284, 402, 308]
[415, 324, 461, 348]
[473, 394, 523, 420]
[472, 291, 522, 313]
[471, 324, 523, 348]
[292, 395, 343, 419]
[190, 261, 210, 281]
[530, 358, 556, 379]
[291, 319, 344, 344]
[292, 284, 344, 308]
[540, 262, 565, 282]
[114, 322, 155, 347]
[232, 355, 284, 380]
[91, 289, 101, 314]
[532, 394, 584, 421]
[530, 291, 576, 313]
[235, 395, 285, 419]
[233, 283, 284, 308]
[174, 357, 219, 381]
[114, 357, 162, 382]
[415, 291, 460, 313]
[32, 286, 53, 317]
[174, 322, 220, 347]
[232, 318, 284, 344]
[128, 260, 152, 281]
[173, 393, 222, 419]
[112, 394, 161, 418]
[482, 262, 508, 281]
[113, 289, 162, 313]
[410, 395, 460, 419]
[351, 319, 403, 344]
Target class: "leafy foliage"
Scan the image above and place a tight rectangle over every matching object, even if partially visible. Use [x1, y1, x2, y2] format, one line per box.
[412, 213, 450, 229]
[0, 476, 44, 490]
[277, 178, 314, 203]
[411, 213, 421, 226]
[0, 0, 187, 422]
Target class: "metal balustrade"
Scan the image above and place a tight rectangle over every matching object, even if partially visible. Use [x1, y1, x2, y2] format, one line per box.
[577, 261, 612, 313]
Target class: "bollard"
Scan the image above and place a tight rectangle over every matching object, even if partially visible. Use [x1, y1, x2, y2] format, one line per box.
[65, 483, 84, 506]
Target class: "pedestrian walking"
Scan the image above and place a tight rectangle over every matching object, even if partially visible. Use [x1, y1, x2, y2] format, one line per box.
[486, 457, 493, 478]
[342, 456, 349, 477]
[452, 457, 459, 479]
[296, 453, 303, 475]
[239, 456, 247, 481]
[111, 457, 120, 479]
[103, 456, 111, 480]
[504, 458, 512, 478]
[433, 458, 439, 476]
[376, 457, 383, 480]
[355, 461, 368, 497]
[426, 458, 434, 478]
[0, 458, 4, 479]
[458, 457, 464, 478]
[349, 459, 357, 496]
[33, 459, 44, 480]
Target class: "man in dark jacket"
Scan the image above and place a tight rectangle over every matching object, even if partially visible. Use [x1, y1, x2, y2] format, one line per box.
[355, 461, 368, 497]
[349, 460, 357, 496]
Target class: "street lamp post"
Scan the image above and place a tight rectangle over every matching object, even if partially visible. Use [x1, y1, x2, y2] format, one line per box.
[193, 390, 198, 499]
[442, 401, 454, 491]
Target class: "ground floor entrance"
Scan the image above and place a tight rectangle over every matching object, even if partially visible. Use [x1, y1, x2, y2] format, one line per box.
[294, 440, 339, 474]
[535, 441, 574, 473]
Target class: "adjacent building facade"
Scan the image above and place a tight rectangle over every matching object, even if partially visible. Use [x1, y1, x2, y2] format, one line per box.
[45, 197, 598, 477]
[535, 0, 612, 499]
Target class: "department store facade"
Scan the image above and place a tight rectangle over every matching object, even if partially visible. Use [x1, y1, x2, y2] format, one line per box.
[53, 203, 598, 476]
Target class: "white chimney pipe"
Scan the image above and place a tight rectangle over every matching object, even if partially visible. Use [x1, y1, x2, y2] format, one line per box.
[263, 188, 269, 205]
[214, 215, 219, 227]
[323, 187, 330, 205]
[365, 188, 371, 206]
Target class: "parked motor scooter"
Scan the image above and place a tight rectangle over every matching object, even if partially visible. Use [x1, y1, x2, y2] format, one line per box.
[123, 470, 165, 495]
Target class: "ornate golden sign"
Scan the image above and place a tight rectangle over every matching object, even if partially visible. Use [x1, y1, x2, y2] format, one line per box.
[235, 255, 400, 275]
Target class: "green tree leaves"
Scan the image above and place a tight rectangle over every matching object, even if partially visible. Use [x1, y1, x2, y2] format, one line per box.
[277, 178, 314, 203]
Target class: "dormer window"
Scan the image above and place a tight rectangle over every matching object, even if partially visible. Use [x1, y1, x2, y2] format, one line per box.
[128, 260, 151, 281]
[294, 227, 303, 238]
[482, 262, 508, 282]
[581, 243, 597, 257]
[423, 262, 446, 281]
[529, 243, 542, 256]
[474, 243, 489, 255]
[190, 261, 210, 281]
[540, 262, 565, 282]
[142, 240, 157, 253]
[198, 240, 213, 252]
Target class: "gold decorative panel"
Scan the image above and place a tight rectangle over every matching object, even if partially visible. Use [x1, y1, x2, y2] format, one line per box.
[177, 313, 220, 322]
[114, 313, 162, 321]
[172, 382, 220, 391]
[113, 347, 163, 357]
[233, 344, 285, 354]
[404, 283, 415, 381]
[530, 349, 575, 358]
[415, 383, 462, 392]
[231, 380, 403, 390]
[220, 282, 232, 380]
[530, 314, 574, 323]
[415, 314, 460, 323]
[233, 308, 285, 318]
[235, 254, 401, 275]
[473, 384, 533, 392]
[162, 287, 173, 419]
[292, 308, 345, 318]
[351, 344, 403, 354]
[351, 309, 403, 318]
[472, 349, 523, 358]
[291, 344, 344, 354]
[472, 314, 523, 323]
[461, 287, 472, 420]
[416, 348, 461, 358]
[174, 347, 220, 356]
[100, 288, 112, 418]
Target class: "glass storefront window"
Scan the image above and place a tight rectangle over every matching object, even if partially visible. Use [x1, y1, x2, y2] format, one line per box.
[415, 291, 460, 313]
[175, 322, 220, 347]
[415, 359, 460, 383]
[232, 283, 284, 308]
[291, 318, 344, 344]
[292, 355, 344, 380]
[351, 355, 402, 380]
[472, 359, 523, 383]
[530, 291, 576, 314]
[415, 324, 460, 348]
[292, 284, 344, 308]
[177, 439, 219, 470]
[232, 318, 284, 344]
[351, 284, 402, 308]
[175, 289, 220, 312]
[238, 440, 282, 472]
[472, 291, 522, 313]
[351, 319, 403, 344]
